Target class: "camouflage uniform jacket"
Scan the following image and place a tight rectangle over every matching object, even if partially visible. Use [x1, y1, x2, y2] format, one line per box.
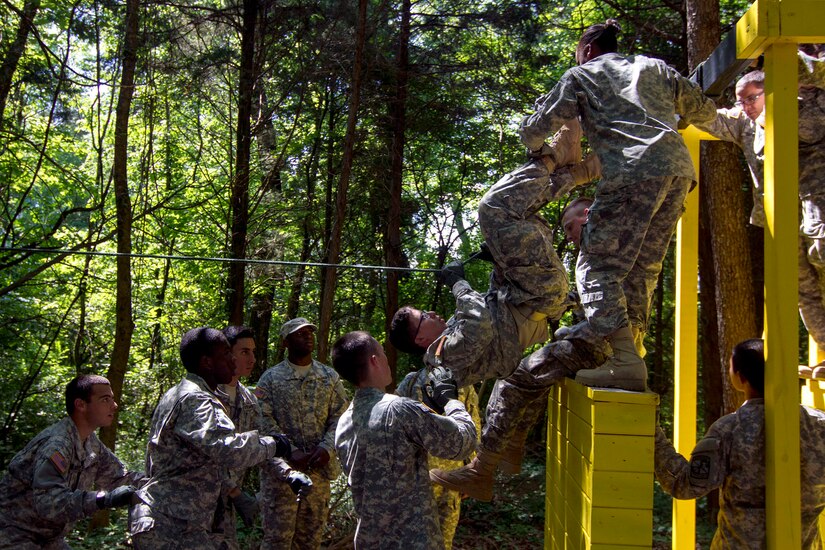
[424, 279, 521, 388]
[519, 52, 717, 192]
[696, 51, 825, 227]
[256, 358, 349, 480]
[0, 417, 141, 544]
[133, 373, 281, 533]
[654, 399, 825, 549]
[396, 368, 481, 471]
[216, 381, 261, 488]
[335, 388, 477, 550]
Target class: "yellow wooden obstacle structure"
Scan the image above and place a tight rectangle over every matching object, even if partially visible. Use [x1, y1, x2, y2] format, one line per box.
[545, 380, 658, 549]
[543, 1, 825, 548]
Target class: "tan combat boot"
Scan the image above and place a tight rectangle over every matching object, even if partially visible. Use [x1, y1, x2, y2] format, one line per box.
[497, 443, 525, 475]
[565, 152, 601, 186]
[575, 326, 647, 391]
[538, 121, 583, 173]
[429, 449, 502, 502]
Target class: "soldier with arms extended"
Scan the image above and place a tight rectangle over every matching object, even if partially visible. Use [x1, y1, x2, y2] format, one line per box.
[255, 317, 349, 550]
[694, 55, 825, 372]
[333, 331, 476, 550]
[0, 374, 142, 549]
[130, 327, 292, 549]
[655, 338, 825, 547]
[396, 368, 480, 548]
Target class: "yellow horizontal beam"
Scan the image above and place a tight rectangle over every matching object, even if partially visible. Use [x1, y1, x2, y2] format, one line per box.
[737, 0, 825, 59]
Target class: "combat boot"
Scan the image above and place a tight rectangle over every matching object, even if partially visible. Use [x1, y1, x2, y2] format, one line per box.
[575, 326, 647, 391]
[565, 152, 601, 186]
[429, 449, 502, 502]
[537, 122, 583, 173]
[497, 443, 525, 475]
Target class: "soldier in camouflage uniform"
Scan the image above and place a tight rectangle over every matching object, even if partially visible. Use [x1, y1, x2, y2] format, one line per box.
[396, 368, 481, 549]
[655, 338, 825, 548]
[0, 375, 141, 549]
[519, 19, 718, 391]
[255, 318, 349, 550]
[478, 118, 600, 319]
[333, 332, 477, 550]
[213, 326, 262, 549]
[695, 55, 825, 371]
[130, 327, 292, 549]
[430, 319, 612, 501]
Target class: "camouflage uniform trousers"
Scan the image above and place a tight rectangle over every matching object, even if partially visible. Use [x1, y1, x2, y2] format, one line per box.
[478, 159, 572, 319]
[799, 193, 825, 348]
[0, 525, 69, 550]
[482, 325, 611, 454]
[131, 504, 219, 550]
[577, 176, 691, 336]
[260, 466, 330, 550]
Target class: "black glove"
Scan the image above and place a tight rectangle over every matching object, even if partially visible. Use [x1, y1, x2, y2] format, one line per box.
[268, 434, 292, 459]
[423, 366, 458, 414]
[231, 491, 259, 527]
[437, 261, 465, 288]
[96, 485, 136, 509]
[286, 470, 313, 499]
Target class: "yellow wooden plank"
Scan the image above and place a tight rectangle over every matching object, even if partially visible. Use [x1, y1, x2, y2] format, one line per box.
[565, 470, 591, 536]
[736, 0, 779, 59]
[566, 440, 591, 499]
[590, 545, 653, 550]
[593, 402, 656, 436]
[673, 109, 701, 550]
[590, 507, 654, 546]
[594, 434, 654, 473]
[564, 501, 587, 547]
[763, 41, 802, 550]
[802, 380, 825, 411]
[566, 378, 659, 406]
[778, 0, 825, 42]
[592, 471, 654, 509]
[567, 385, 594, 427]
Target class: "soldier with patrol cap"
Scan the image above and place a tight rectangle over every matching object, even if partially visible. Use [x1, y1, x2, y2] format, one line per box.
[255, 317, 349, 550]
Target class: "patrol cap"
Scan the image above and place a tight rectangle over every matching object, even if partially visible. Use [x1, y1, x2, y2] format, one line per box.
[280, 318, 317, 340]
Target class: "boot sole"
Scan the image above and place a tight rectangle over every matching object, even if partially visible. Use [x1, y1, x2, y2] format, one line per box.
[429, 469, 493, 502]
[576, 378, 646, 392]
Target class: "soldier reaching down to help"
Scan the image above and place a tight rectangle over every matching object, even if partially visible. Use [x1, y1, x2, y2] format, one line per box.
[0, 374, 144, 549]
[654, 338, 825, 547]
[333, 331, 476, 550]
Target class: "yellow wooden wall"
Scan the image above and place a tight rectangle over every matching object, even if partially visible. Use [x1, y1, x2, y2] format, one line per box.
[545, 378, 658, 549]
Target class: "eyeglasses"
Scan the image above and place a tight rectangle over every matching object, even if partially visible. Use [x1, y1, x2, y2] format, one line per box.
[413, 311, 430, 341]
[734, 92, 763, 108]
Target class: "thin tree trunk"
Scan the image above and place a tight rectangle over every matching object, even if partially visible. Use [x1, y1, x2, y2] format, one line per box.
[93, 1, 139, 533]
[227, 0, 257, 325]
[384, 0, 410, 384]
[0, 0, 41, 130]
[317, 0, 367, 362]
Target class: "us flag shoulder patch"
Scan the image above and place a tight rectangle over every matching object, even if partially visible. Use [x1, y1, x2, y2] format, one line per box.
[253, 387, 264, 399]
[49, 451, 68, 474]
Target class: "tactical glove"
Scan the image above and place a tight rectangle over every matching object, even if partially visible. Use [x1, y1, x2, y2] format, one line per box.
[96, 485, 136, 509]
[437, 261, 465, 289]
[423, 366, 458, 414]
[286, 470, 313, 499]
[231, 491, 259, 527]
[267, 434, 292, 460]
[307, 446, 330, 470]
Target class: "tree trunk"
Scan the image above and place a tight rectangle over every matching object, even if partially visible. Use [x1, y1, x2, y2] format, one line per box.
[686, 0, 756, 413]
[95, 0, 140, 531]
[227, 0, 257, 325]
[317, 0, 367, 362]
[0, 0, 40, 129]
[384, 0, 410, 384]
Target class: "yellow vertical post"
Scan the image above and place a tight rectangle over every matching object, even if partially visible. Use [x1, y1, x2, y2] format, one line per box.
[810, 336, 824, 367]
[762, 42, 801, 549]
[672, 127, 700, 550]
